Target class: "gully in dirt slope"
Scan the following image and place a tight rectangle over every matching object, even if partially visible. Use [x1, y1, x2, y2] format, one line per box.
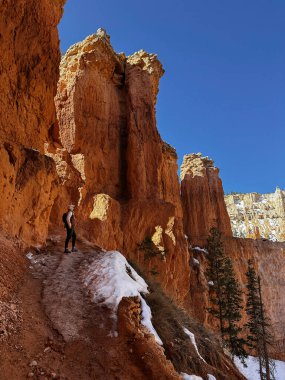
[63, 204, 78, 253]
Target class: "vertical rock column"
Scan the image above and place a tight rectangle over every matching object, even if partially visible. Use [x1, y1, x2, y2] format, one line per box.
[181, 153, 232, 245]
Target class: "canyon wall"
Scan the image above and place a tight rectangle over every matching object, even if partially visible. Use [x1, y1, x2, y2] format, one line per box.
[181, 153, 285, 359]
[225, 188, 285, 241]
[0, 1, 283, 373]
[0, 0, 65, 245]
[50, 30, 190, 303]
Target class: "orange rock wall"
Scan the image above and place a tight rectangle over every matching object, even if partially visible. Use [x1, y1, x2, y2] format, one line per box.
[0, 0, 65, 244]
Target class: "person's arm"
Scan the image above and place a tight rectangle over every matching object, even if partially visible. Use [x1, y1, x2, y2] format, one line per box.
[66, 211, 72, 229]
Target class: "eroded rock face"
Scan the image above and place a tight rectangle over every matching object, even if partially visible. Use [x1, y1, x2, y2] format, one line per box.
[181, 154, 285, 359]
[0, 233, 25, 301]
[0, 0, 65, 244]
[117, 297, 181, 380]
[52, 31, 190, 303]
[0, 146, 58, 244]
[181, 153, 232, 242]
[225, 188, 285, 241]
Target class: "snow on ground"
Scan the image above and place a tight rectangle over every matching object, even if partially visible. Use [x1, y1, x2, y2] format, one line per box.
[180, 373, 203, 380]
[183, 327, 206, 363]
[192, 246, 208, 254]
[235, 355, 285, 380]
[192, 258, 200, 266]
[207, 375, 216, 380]
[26, 252, 36, 263]
[82, 251, 163, 345]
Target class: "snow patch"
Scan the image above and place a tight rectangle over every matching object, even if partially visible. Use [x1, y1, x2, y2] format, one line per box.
[192, 258, 200, 267]
[183, 327, 206, 363]
[26, 252, 34, 261]
[26, 252, 40, 265]
[207, 375, 216, 380]
[192, 246, 208, 254]
[82, 251, 163, 345]
[181, 373, 203, 380]
[235, 355, 285, 380]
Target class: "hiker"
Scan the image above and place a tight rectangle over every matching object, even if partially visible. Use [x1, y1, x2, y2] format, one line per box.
[63, 204, 78, 253]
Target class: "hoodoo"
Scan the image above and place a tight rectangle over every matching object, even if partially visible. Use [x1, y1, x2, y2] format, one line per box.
[49, 30, 190, 303]
[181, 153, 232, 244]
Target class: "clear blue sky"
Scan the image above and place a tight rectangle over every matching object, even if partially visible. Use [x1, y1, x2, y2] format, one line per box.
[59, 0, 285, 194]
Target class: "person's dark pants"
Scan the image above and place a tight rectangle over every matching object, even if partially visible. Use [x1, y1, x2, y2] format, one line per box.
[65, 227, 76, 250]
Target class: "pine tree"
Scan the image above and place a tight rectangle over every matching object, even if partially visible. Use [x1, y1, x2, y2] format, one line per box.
[206, 227, 247, 361]
[222, 257, 247, 362]
[245, 260, 276, 380]
[206, 227, 227, 337]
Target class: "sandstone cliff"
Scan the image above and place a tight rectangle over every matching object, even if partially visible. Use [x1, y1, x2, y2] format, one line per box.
[0, 0, 65, 245]
[225, 188, 285, 241]
[181, 153, 285, 360]
[181, 153, 232, 243]
[50, 30, 190, 303]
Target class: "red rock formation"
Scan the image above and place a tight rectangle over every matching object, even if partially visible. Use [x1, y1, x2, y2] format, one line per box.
[117, 296, 181, 380]
[181, 153, 285, 360]
[181, 153, 232, 243]
[0, 0, 65, 244]
[52, 31, 190, 303]
[0, 3, 268, 378]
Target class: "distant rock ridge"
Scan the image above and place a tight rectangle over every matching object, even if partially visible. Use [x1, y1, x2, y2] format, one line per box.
[225, 187, 285, 241]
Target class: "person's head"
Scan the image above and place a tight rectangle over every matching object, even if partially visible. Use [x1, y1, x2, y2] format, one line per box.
[68, 204, 75, 211]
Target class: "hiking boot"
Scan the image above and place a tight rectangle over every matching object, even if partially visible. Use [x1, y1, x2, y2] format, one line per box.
[64, 248, 71, 253]
[71, 247, 78, 252]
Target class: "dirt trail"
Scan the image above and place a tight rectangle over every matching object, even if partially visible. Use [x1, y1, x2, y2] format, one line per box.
[0, 233, 148, 380]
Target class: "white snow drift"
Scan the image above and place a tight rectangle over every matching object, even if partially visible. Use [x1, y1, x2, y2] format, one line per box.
[83, 250, 162, 345]
[181, 374, 203, 380]
[235, 355, 285, 380]
[183, 327, 206, 363]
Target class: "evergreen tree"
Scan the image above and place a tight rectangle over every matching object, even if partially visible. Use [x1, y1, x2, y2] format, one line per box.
[206, 227, 247, 361]
[206, 227, 227, 337]
[245, 260, 276, 380]
[222, 257, 247, 361]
